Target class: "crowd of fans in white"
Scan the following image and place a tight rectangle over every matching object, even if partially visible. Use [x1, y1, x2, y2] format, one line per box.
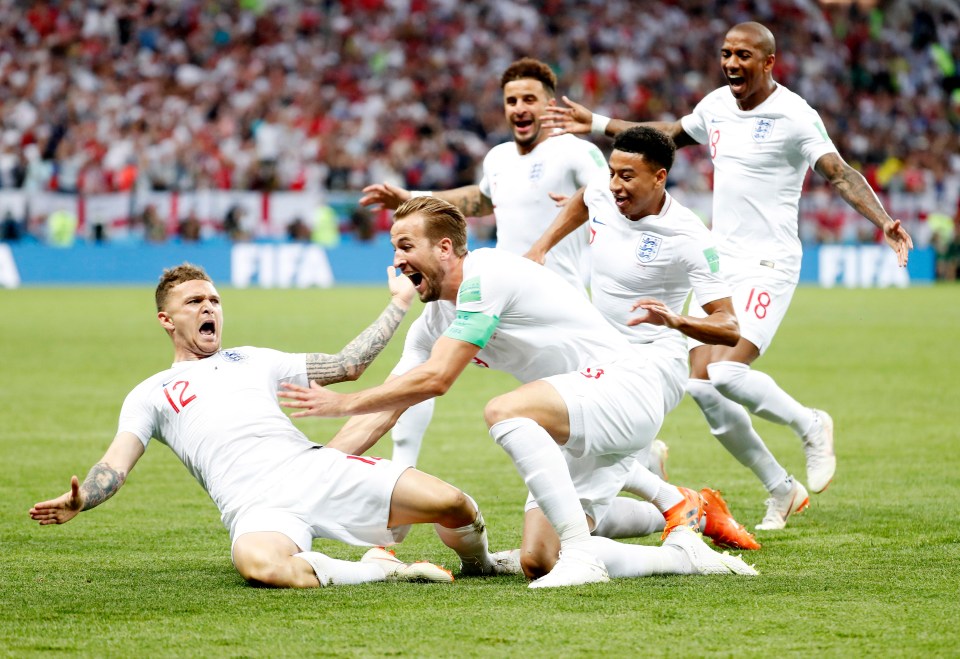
[0, 0, 958, 249]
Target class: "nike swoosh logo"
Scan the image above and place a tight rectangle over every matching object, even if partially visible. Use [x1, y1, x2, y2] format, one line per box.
[710, 119, 723, 124]
[591, 217, 606, 225]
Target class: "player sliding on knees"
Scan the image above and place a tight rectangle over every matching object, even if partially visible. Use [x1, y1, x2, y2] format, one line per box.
[30, 263, 518, 588]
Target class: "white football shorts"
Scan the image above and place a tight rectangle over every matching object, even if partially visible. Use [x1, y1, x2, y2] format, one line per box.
[532, 359, 665, 524]
[228, 447, 411, 555]
[688, 263, 798, 355]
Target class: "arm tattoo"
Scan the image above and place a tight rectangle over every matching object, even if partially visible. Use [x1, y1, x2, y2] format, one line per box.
[306, 300, 407, 385]
[816, 155, 890, 228]
[80, 462, 126, 511]
[444, 188, 493, 218]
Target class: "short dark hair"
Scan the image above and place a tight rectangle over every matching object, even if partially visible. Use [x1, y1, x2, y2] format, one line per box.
[394, 197, 468, 257]
[612, 126, 676, 172]
[500, 57, 557, 96]
[156, 263, 212, 311]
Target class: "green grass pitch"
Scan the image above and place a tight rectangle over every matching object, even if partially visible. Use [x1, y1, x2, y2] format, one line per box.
[2, 284, 958, 656]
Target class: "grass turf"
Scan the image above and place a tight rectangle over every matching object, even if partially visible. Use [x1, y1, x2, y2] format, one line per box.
[2, 284, 958, 657]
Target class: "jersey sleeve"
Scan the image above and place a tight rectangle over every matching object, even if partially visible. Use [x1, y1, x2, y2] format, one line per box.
[793, 106, 839, 168]
[443, 263, 508, 348]
[392, 311, 441, 375]
[572, 139, 609, 187]
[117, 383, 158, 448]
[256, 347, 309, 387]
[478, 150, 493, 199]
[680, 227, 731, 307]
[679, 104, 709, 145]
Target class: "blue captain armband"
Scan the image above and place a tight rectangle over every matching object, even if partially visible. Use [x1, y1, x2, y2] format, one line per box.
[443, 311, 499, 348]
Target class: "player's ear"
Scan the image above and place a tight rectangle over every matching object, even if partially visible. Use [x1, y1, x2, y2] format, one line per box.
[157, 310, 174, 331]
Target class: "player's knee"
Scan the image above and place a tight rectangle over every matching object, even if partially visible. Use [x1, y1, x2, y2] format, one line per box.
[435, 487, 476, 528]
[483, 393, 524, 428]
[234, 548, 285, 587]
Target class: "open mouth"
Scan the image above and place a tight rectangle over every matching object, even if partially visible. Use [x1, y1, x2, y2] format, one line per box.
[408, 272, 424, 287]
[726, 74, 745, 92]
[514, 119, 534, 130]
[200, 321, 216, 336]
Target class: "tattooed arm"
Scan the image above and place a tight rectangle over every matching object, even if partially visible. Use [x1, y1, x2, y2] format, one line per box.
[29, 432, 145, 525]
[359, 182, 493, 218]
[306, 266, 416, 385]
[433, 185, 494, 218]
[815, 152, 914, 266]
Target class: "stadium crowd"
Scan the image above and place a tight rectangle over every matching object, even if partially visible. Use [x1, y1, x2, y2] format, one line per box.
[0, 0, 958, 260]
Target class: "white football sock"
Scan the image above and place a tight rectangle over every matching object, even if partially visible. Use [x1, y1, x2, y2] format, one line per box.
[490, 417, 591, 547]
[294, 551, 384, 586]
[433, 494, 494, 572]
[592, 496, 664, 539]
[621, 460, 684, 512]
[586, 536, 687, 577]
[687, 378, 790, 494]
[707, 361, 816, 437]
[391, 398, 435, 468]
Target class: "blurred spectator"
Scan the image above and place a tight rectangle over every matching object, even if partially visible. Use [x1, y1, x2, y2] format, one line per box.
[287, 216, 311, 242]
[0, 209, 22, 241]
[311, 202, 340, 247]
[46, 208, 77, 247]
[223, 204, 252, 242]
[178, 211, 202, 243]
[349, 206, 375, 242]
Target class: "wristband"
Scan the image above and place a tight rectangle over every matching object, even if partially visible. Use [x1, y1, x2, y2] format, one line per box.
[409, 190, 433, 198]
[590, 113, 611, 135]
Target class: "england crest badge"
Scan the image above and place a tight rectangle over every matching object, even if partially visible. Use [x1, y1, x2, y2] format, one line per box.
[752, 118, 775, 142]
[636, 233, 662, 263]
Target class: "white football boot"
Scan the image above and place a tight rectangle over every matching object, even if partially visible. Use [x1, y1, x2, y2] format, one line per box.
[665, 526, 758, 576]
[528, 546, 610, 589]
[802, 409, 835, 493]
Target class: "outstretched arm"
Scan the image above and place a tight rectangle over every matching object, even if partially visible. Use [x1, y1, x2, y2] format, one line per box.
[326, 406, 408, 456]
[542, 95, 698, 147]
[282, 336, 479, 418]
[525, 187, 589, 265]
[433, 185, 494, 218]
[814, 152, 914, 266]
[306, 267, 415, 385]
[29, 431, 145, 525]
[628, 297, 739, 347]
[359, 182, 494, 218]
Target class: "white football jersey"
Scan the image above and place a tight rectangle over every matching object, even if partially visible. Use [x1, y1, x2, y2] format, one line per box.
[118, 347, 313, 518]
[583, 173, 730, 360]
[680, 84, 838, 275]
[394, 248, 637, 383]
[479, 133, 607, 291]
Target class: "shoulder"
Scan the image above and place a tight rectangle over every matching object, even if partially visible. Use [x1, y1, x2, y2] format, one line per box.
[770, 84, 821, 117]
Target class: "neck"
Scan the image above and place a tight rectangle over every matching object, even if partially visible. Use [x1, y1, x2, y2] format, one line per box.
[627, 192, 667, 221]
[440, 255, 467, 302]
[738, 80, 777, 111]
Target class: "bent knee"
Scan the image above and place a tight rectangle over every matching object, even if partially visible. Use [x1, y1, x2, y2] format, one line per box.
[434, 487, 476, 528]
[483, 393, 527, 428]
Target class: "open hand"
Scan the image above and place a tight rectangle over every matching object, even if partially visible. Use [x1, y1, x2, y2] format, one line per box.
[280, 381, 350, 418]
[29, 475, 83, 525]
[542, 96, 594, 136]
[359, 183, 411, 211]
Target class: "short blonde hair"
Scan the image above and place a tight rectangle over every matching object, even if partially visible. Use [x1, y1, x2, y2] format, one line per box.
[155, 263, 212, 311]
[394, 197, 468, 257]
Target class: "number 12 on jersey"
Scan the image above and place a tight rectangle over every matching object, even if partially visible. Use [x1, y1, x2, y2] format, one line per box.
[163, 381, 196, 413]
